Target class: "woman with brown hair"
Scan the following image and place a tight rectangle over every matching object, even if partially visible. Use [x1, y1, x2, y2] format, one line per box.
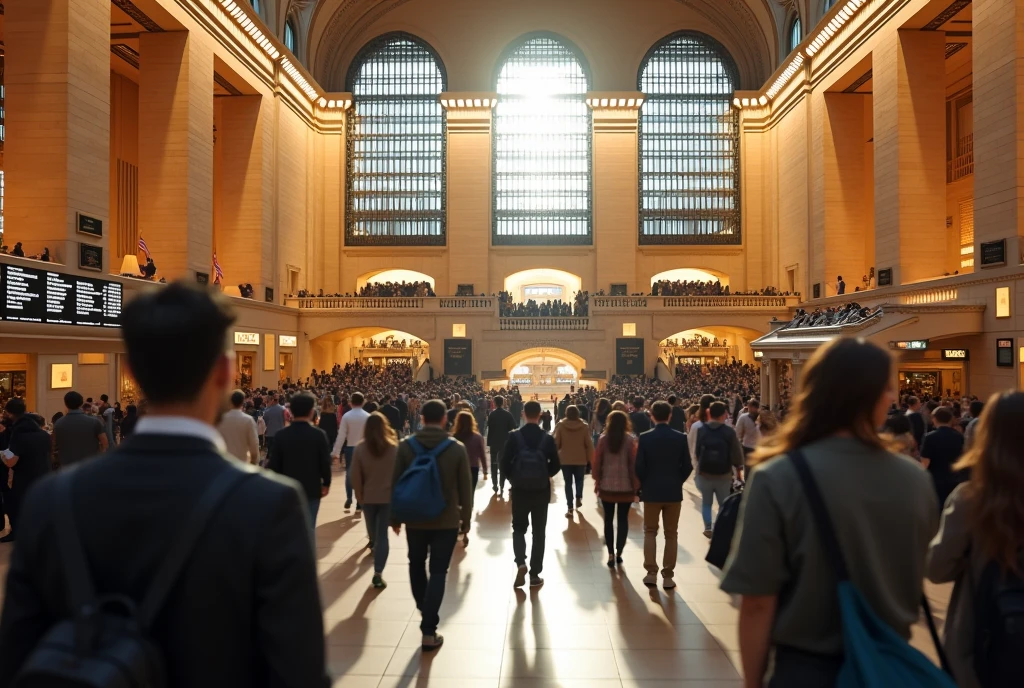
[350, 411, 398, 589]
[318, 396, 338, 453]
[720, 338, 938, 686]
[452, 410, 487, 491]
[592, 410, 639, 567]
[927, 390, 1024, 688]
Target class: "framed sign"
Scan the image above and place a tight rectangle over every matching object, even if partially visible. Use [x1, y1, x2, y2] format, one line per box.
[196, 272, 210, 285]
[980, 239, 1007, 268]
[615, 338, 645, 376]
[234, 332, 259, 346]
[51, 363, 73, 389]
[892, 340, 928, 350]
[444, 339, 473, 376]
[877, 268, 893, 287]
[997, 338, 1014, 367]
[812, 283, 821, 299]
[76, 213, 103, 238]
[942, 349, 969, 361]
[996, 286, 1011, 318]
[78, 243, 103, 272]
[265, 286, 275, 303]
[278, 335, 297, 347]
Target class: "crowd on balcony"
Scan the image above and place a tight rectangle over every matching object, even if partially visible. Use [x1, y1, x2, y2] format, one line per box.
[650, 279, 796, 297]
[661, 334, 728, 350]
[781, 302, 881, 330]
[498, 290, 590, 317]
[359, 338, 424, 350]
[288, 280, 436, 299]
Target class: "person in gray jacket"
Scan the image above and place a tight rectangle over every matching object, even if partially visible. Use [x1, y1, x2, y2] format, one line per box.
[351, 412, 398, 589]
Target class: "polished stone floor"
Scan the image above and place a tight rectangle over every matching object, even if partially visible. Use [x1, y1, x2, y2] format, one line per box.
[0, 462, 951, 687]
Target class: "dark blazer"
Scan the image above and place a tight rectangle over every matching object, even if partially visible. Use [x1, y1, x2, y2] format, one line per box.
[630, 410, 653, 434]
[317, 412, 338, 450]
[486, 408, 517, 450]
[635, 424, 692, 502]
[500, 424, 561, 493]
[669, 405, 688, 433]
[381, 404, 402, 432]
[0, 433, 329, 688]
[267, 421, 332, 502]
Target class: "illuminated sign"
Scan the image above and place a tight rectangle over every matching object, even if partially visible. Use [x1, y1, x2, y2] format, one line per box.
[234, 332, 259, 346]
[753, 351, 764, 359]
[941, 349, 969, 360]
[278, 335, 297, 347]
[51, 363, 73, 390]
[997, 338, 1014, 367]
[892, 340, 927, 350]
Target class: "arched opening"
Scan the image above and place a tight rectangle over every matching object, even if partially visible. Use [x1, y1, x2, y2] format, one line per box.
[494, 347, 594, 395]
[650, 268, 730, 293]
[309, 326, 430, 375]
[356, 269, 436, 294]
[659, 326, 765, 366]
[503, 268, 582, 304]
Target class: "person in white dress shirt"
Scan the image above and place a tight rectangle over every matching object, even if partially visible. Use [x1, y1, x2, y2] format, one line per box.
[331, 391, 370, 510]
[217, 390, 260, 464]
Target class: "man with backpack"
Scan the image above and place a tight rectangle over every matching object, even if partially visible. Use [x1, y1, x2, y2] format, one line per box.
[695, 401, 744, 538]
[501, 401, 561, 588]
[390, 399, 472, 651]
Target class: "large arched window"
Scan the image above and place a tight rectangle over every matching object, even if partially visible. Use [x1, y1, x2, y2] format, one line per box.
[789, 18, 802, 53]
[284, 18, 297, 54]
[493, 35, 591, 245]
[638, 32, 740, 244]
[346, 33, 446, 246]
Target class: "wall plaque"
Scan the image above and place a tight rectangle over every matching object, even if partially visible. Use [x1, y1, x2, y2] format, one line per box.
[615, 338, 645, 376]
[76, 213, 103, 238]
[78, 243, 103, 272]
[997, 338, 1014, 367]
[444, 339, 473, 376]
[980, 239, 1007, 268]
[877, 268, 893, 287]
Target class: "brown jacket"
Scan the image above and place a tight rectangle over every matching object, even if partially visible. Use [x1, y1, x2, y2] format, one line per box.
[389, 426, 472, 532]
[350, 441, 397, 505]
[553, 418, 594, 466]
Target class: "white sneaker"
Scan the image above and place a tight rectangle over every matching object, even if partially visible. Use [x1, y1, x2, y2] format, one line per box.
[642, 574, 658, 587]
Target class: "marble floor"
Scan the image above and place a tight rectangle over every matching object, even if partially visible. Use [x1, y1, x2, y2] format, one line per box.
[0, 463, 951, 687]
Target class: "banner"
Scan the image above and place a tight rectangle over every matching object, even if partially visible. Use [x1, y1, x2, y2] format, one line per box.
[444, 339, 473, 376]
[616, 338, 645, 376]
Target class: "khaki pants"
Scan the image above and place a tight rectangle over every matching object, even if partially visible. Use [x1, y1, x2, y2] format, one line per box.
[643, 502, 682, 576]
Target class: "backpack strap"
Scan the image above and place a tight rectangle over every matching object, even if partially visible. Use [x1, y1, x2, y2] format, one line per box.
[405, 437, 424, 455]
[425, 438, 453, 459]
[54, 470, 99, 613]
[138, 468, 256, 629]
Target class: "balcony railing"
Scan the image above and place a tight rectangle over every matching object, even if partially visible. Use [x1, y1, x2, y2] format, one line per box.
[499, 317, 590, 331]
[591, 295, 798, 311]
[948, 133, 974, 182]
[287, 297, 425, 310]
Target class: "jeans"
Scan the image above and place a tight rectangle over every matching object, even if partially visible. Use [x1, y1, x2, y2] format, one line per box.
[362, 503, 391, 574]
[343, 447, 354, 502]
[696, 474, 733, 530]
[602, 501, 631, 555]
[511, 489, 549, 575]
[562, 466, 585, 508]
[490, 448, 506, 491]
[643, 502, 682, 576]
[471, 466, 480, 490]
[307, 497, 320, 538]
[406, 528, 459, 636]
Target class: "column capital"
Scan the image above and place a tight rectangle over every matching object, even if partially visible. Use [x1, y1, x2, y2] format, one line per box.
[586, 91, 645, 133]
[440, 92, 497, 134]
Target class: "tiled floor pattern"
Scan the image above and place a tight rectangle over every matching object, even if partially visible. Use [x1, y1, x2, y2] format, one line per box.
[0, 463, 951, 687]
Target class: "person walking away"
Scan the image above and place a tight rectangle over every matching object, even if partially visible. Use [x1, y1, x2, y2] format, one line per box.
[735, 398, 761, 469]
[267, 391, 332, 538]
[0, 400, 52, 543]
[927, 390, 1024, 688]
[510, 396, 524, 428]
[452, 410, 487, 498]
[52, 390, 108, 468]
[350, 412, 398, 589]
[380, 396, 402, 434]
[332, 392, 370, 510]
[687, 393, 716, 461]
[592, 410, 639, 567]
[217, 390, 260, 464]
[668, 395, 687, 433]
[318, 396, 339, 455]
[920, 406, 967, 512]
[262, 394, 287, 455]
[486, 395, 517, 497]
[119, 404, 140, 439]
[0, 281, 329, 686]
[721, 338, 937, 687]
[962, 398, 983, 450]
[390, 400, 472, 650]
[635, 401, 692, 588]
[694, 401, 744, 538]
[630, 397, 652, 434]
[905, 396, 926, 449]
[502, 400, 560, 588]
[553, 405, 593, 517]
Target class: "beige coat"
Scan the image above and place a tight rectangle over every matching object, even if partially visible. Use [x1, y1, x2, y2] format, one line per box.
[553, 419, 594, 466]
[350, 441, 397, 505]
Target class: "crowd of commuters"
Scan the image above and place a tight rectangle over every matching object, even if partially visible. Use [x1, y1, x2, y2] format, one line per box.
[661, 334, 727, 349]
[498, 290, 590, 317]
[289, 280, 437, 299]
[650, 279, 796, 297]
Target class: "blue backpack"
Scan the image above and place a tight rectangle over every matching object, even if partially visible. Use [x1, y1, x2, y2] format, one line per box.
[391, 437, 453, 523]
[790, 449, 957, 688]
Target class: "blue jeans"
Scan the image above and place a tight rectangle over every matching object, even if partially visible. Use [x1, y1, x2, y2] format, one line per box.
[343, 447, 354, 502]
[696, 474, 732, 530]
[406, 528, 459, 636]
[362, 503, 391, 574]
[562, 466, 585, 508]
[307, 497, 320, 538]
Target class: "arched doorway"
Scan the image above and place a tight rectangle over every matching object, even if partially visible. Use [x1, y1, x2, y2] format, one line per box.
[659, 326, 764, 367]
[493, 347, 592, 399]
[309, 326, 430, 374]
[356, 269, 436, 293]
[503, 268, 583, 304]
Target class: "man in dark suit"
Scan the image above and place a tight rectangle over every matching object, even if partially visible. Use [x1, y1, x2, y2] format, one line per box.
[635, 401, 692, 591]
[0, 398, 52, 543]
[267, 391, 332, 535]
[486, 395, 517, 496]
[380, 396, 403, 434]
[630, 396, 652, 434]
[0, 282, 330, 687]
[668, 395, 687, 433]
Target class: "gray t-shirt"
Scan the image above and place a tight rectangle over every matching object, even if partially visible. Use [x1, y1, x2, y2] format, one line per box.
[720, 436, 938, 655]
[53, 410, 105, 466]
[262, 404, 286, 437]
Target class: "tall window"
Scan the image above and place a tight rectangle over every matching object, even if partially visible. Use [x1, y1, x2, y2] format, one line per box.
[249, 0, 260, 15]
[493, 35, 591, 245]
[346, 34, 446, 246]
[284, 19, 297, 54]
[789, 18, 802, 53]
[825, 0, 838, 9]
[638, 32, 740, 244]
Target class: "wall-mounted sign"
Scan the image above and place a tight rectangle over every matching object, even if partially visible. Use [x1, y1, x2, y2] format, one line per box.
[78, 243, 103, 272]
[812, 283, 821, 299]
[996, 286, 1011, 318]
[615, 338, 645, 376]
[942, 349, 969, 361]
[892, 340, 928, 350]
[753, 351, 764, 359]
[265, 286, 275, 303]
[51, 363, 73, 390]
[980, 239, 1007, 268]
[234, 332, 260, 346]
[877, 268, 893, 287]
[511, 376, 532, 385]
[76, 213, 103, 238]
[997, 338, 1014, 367]
[278, 335, 297, 347]
[444, 339, 472, 376]
[1, 264, 122, 328]
[581, 369, 607, 380]
[196, 272, 210, 285]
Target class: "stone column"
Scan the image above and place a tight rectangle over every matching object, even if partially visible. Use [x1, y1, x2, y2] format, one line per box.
[873, 30, 947, 284]
[791, 358, 804, 392]
[5, 0, 111, 270]
[767, 358, 778, 411]
[590, 94, 643, 293]
[822, 93, 869, 293]
[760, 360, 770, 408]
[138, 31, 215, 281]
[442, 94, 495, 296]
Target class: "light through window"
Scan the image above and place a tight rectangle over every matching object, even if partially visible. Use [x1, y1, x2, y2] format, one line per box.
[638, 33, 740, 244]
[284, 19, 296, 53]
[789, 18, 802, 53]
[346, 34, 446, 245]
[493, 35, 591, 245]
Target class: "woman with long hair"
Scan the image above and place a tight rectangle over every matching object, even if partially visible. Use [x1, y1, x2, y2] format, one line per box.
[720, 338, 938, 687]
[452, 410, 487, 492]
[756, 409, 778, 439]
[554, 405, 594, 517]
[350, 412, 398, 589]
[318, 396, 339, 453]
[592, 410, 639, 567]
[927, 391, 1024, 688]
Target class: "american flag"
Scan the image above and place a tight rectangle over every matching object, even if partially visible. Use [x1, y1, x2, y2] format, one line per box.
[138, 237, 150, 258]
[213, 253, 224, 283]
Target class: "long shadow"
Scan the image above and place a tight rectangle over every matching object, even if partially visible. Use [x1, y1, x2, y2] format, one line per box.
[474, 493, 512, 556]
[318, 546, 375, 609]
[314, 512, 363, 560]
[324, 586, 384, 679]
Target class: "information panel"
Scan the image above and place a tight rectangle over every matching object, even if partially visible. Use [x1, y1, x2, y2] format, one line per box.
[2, 264, 122, 328]
[444, 339, 473, 376]
[616, 338, 645, 376]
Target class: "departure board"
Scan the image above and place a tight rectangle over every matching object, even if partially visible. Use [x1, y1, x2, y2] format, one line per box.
[1, 264, 122, 328]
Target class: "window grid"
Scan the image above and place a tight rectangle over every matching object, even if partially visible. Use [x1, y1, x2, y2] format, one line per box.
[493, 36, 592, 245]
[346, 35, 446, 246]
[638, 33, 740, 245]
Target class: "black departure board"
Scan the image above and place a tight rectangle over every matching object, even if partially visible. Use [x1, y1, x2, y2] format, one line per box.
[1, 264, 122, 328]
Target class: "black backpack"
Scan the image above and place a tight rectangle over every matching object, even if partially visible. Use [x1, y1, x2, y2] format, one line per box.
[510, 432, 549, 491]
[974, 558, 1024, 687]
[13, 468, 255, 687]
[705, 489, 743, 569]
[696, 425, 732, 475]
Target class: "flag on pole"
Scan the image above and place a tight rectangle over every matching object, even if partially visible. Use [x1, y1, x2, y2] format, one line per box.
[138, 237, 150, 259]
[213, 253, 224, 284]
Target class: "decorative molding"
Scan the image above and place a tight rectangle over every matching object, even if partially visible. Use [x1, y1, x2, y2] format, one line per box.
[922, 0, 971, 31]
[944, 42, 967, 59]
[110, 44, 141, 69]
[843, 68, 872, 93]
[214, 72, 244, 95]
[111, 0, 164, 32]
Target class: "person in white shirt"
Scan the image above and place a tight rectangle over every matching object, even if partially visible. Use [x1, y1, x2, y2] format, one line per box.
[217, 390, 261, 464]
[331, 391, 370, 510]
[734, 398, 762, 458]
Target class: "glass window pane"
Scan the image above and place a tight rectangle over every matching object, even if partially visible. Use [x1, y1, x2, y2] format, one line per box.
[638, 33, 741, 245]
[493, 36, 592, 245]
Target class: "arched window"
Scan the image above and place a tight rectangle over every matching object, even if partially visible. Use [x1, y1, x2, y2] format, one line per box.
[346, 33, 446, 246]
[493, 35, 591, 245]
[249, 0, 260, 15]
[789, 18, 802, 53]
[638, 32, 740, 244]
[284, 18, 297, 54]
[824, 0, 838, 10]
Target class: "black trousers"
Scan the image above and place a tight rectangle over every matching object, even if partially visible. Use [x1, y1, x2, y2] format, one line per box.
[769, 646, 841, 687]
[490, 448, 506, 491]
[602, 501, 631, 555]
[511, 489, 548, 575]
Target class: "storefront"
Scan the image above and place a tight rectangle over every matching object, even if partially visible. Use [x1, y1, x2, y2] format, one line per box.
[233, 331, 260, 388]
[278, 335, 297, 381]
[892, 341, 970, 398]
[231, 330, 303, 389]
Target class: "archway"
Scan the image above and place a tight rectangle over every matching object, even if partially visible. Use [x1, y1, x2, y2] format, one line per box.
[659, 326, 765, 366]
[309, 326, 430, 373]
[356, 269, 436, 293]
[503, 268, 583, 303]
[650, 268, 730, 291]
[493, 347, 592, 395]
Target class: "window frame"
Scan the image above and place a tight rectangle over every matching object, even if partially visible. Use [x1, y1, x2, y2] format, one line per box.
[636, 30, 742, 246]
[789, 17, 802, 53]
[344, 32, 448, 247]
[491, 32, 594, 246]
[284, 18, 297, 54]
